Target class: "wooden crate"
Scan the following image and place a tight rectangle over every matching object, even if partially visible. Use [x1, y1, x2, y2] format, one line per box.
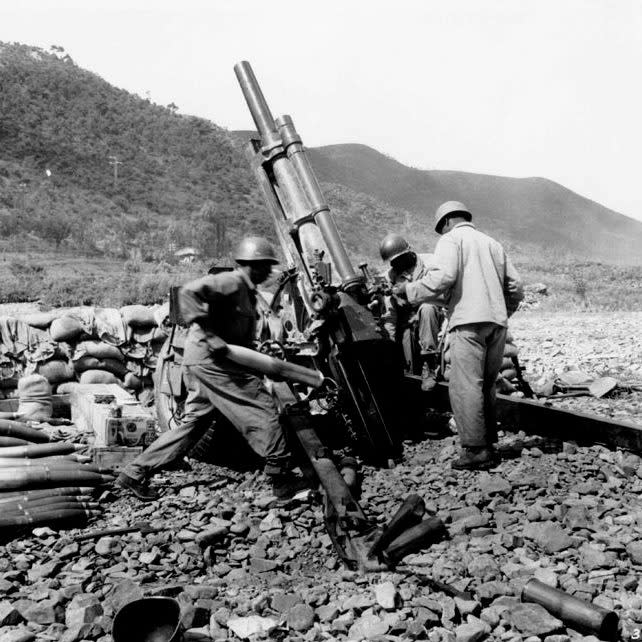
[70, 384, 156, 447]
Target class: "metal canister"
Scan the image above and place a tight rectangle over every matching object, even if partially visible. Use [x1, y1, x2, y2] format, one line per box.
[112, 597, 183, 642]
[382, 516, 447, 566]
[521, 579, 619, 641]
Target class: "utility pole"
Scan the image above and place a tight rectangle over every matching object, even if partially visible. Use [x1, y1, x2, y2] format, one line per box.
[17, 182, 27, 215]
[108, 155, 122, 188]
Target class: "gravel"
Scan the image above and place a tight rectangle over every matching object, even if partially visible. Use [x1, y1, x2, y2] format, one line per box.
[0, 311, 641, 641]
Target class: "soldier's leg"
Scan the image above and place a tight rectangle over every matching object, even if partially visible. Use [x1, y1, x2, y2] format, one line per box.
[483, 324, 507, 445]
[449, 324, 487, 448]
[195, 368, 291, 472]
[199, 368, 307, 498]
[123, 364, 217, 483]
[416, 303, 441, 354]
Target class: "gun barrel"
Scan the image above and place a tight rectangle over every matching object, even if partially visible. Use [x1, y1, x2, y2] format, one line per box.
[276, 115, 361, 288]
[234, 61, 282, 154]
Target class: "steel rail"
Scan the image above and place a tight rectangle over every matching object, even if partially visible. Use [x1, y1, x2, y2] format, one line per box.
[404, 377, 642, 452]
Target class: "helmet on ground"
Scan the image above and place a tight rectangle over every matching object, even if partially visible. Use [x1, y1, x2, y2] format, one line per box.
[379, 233, 412, 263]
[112, 597, 183, 642]
[434, 201, 472, 233]
[235, 236, 278, 264]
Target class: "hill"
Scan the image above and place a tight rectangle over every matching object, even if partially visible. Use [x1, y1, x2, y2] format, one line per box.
[0, 42, 640, 310]
[0, 43, 411, 268]
[306, 144, 642, 264]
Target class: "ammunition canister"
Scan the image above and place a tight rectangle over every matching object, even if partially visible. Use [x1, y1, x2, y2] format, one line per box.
[368, 494, 426, 558]
[521, 579, 618, 641]
[382, 517, 447, 566]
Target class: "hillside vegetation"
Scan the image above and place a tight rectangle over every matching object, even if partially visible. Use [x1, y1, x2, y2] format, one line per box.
[0, 42, 639, 310]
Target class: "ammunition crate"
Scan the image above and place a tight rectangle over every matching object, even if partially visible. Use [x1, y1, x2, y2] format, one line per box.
[92, 445, 143, 472]
[70, 384, 157, 447]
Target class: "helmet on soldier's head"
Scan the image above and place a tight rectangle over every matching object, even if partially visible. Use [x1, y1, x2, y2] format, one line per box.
[434, 201, 472, 233]
[235, 236, 278, 264]
[379, 234, 412, 263]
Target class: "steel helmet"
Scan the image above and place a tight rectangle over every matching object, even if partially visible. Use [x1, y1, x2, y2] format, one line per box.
[379, 234, 412, 263]
[113, 597, 183, 642]
[434, 201, 472, 233]
[235, 236, 278, 264]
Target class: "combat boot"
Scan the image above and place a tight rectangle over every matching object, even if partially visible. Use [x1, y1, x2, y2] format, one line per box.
[270, 471, 310, 501]
[420, 353, 439, 392]
[451, 447, 500, 471]
[116, 472, 160, 502]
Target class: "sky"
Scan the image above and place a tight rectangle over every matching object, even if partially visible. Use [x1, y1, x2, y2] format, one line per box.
[2, 0, 642, 222]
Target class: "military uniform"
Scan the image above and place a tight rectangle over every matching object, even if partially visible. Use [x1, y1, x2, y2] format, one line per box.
[406, 222, 523, 449]
[123, 269, 290, 484]
[384, 253, 442, 373]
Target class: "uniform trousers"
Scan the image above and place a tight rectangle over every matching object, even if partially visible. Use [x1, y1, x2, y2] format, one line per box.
[449, 322, 506, 448]
[125, 361, 289, 482]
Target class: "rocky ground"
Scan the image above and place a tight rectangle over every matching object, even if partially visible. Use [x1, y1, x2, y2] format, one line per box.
[511, 311, 642, 425]
[1, 312, 641, 642]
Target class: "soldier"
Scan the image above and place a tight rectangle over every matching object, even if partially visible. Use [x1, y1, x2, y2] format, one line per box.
[379, 234, 443, 392]
[117, 236, 308, 501]
[393, 202, 523, 470]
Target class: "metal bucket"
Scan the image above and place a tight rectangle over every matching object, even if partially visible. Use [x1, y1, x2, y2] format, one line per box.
[112, 597, 183, 642]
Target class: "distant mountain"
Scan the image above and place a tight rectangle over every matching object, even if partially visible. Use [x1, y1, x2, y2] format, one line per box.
[305, 144, 642, 263]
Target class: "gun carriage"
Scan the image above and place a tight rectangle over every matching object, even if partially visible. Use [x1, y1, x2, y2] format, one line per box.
[154, 61, 642, 572]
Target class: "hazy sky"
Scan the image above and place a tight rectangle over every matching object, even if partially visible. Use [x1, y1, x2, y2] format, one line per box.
[2, 0, 641, 222]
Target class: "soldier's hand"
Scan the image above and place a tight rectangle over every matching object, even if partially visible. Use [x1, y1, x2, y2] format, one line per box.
[392, 283, 408, 302]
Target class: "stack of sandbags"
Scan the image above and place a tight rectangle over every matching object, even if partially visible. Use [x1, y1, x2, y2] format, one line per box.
[441, 328, 519, 385]
[0, 304, 170, 398]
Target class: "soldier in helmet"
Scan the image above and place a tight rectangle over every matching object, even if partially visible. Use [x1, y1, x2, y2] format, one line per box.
[393, 202, 524, 470]
[379, 233, 443, 392]
[117, 236, 308, 501]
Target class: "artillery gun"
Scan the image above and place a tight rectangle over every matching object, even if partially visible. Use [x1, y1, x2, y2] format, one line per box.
[153, 61, 439, 571]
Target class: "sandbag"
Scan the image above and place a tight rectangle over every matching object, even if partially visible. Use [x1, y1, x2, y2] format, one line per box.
[55, 382, 80, 395]
[50, 317, 84, 342]
[120, 305, 156, 328]
[73, 356, 128, 378]
[154, 302, 170, 329]
[74, 341, 124, 362]
[501, 357, 513, 371]
[79, 370, 121, 385]
[123, 372, 143, 391]
[22, 311, 57, 330]
[36, 360, 76, 385]
[17, 375, 53, 421]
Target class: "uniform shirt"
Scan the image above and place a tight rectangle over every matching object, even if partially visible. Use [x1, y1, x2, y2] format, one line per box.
[382, 253, 436, 341]
[180, 269, 257, 365]
[406, 222, 523, 330]
[387, 252, 434, 286]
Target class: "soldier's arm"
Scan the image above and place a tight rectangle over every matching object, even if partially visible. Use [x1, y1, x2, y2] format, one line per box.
[405, 236, 458, 305]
